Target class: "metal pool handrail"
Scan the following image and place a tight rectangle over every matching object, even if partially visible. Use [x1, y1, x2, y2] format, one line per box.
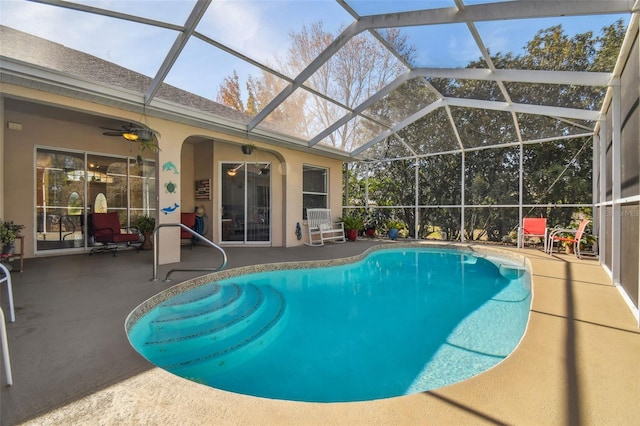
[152, 223, 228, 282]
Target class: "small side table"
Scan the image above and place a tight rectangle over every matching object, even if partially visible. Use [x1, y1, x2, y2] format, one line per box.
[0, 236, 24, 272]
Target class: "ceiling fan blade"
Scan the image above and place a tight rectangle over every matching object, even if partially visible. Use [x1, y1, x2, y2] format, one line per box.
[102, 131, 124, 136]
[100, 126, 124, 131]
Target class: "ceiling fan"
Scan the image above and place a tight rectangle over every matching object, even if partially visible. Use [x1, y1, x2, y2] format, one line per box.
[100, 124, 160, 152]
[101, 123, 147, 141]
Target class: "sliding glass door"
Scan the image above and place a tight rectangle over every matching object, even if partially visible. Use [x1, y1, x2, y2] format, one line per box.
[35, 148, 156, 252]
[220, 162, 270, 243]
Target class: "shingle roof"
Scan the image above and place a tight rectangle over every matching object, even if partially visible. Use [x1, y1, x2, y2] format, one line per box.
[1, 25, 252, 125]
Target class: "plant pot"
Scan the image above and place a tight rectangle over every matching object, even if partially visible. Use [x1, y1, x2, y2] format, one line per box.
[241, 145, 254, 155]
[2, 242, 15, 255]
[388, 228, 399, 240]
[365, 227, 376, 237]
[346, 229, 358, 241]
[140, 231, 153, 250]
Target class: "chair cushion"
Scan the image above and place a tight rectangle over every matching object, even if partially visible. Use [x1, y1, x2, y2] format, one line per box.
[111, 233, 141, 244]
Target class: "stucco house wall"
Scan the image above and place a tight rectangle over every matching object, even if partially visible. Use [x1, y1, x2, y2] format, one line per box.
[1, 84, 344, 264]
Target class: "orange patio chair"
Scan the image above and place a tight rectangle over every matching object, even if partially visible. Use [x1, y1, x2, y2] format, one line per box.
[547, 219, 591, 258]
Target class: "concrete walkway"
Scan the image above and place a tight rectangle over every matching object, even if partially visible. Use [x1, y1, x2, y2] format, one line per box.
[1, 241, 638, 425]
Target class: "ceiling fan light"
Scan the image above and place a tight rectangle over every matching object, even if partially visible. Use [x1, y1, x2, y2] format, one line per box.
[122, 132, 139, 141]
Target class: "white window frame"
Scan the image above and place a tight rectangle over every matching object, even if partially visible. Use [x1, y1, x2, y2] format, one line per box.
[302, 164, 328, 219]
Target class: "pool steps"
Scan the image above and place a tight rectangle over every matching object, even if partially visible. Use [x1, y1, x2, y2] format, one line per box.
[137, 283, 287, 374]
[171, 288, 289, 379]
[480, 255, 527, 280]
[458, 252, 526, 280]
[151, 283, 243, 324]
[159, 282, 222, 308]
[146, 284, 262, 343]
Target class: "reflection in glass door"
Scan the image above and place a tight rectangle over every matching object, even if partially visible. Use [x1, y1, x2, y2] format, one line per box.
[86, 154, 129, 223]
[129, 156, 157, 224]
[221, 162, 270, 243]
[36, 149, 86, 250]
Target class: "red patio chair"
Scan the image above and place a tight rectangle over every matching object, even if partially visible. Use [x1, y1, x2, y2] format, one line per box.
[89, 212, 140, 255]
[180, 212, 197, 248]
[520, 218, 548, 251]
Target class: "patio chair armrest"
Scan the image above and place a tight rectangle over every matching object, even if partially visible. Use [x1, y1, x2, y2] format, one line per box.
[549, 227, 577, 239]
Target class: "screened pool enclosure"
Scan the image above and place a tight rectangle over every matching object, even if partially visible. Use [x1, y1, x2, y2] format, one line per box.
[1, 1, 639, 316]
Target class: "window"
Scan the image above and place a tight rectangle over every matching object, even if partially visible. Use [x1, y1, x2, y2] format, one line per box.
[303, 165, 328, 218]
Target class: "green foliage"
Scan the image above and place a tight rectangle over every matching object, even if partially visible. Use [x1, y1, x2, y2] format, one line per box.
[134, 215, 156, 233]
[136, 129, 161, 153]
[0, 220, 25, 244]
[385, 219, 405, 230]
[341, 21, 622, 242]
[340, 213, 364, 231]
[365, 209, 387, 230]
[221, 18, 623, 244]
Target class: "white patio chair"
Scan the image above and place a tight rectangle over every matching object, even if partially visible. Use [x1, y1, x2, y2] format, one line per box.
[0, 262, 15, 322]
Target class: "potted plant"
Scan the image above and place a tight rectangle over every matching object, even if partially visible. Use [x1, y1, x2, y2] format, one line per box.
[340, 213, 364, 241]
[386, 219, 405, 240]
[134, 215, 156, 250]
[0, 220, 25, 254]
[241, 144, 255, 155]
[364, 209, 385, 237]
[563, 232, 596, 255]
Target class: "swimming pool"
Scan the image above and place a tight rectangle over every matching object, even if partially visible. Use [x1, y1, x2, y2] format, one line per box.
[126, 244, 531, 402]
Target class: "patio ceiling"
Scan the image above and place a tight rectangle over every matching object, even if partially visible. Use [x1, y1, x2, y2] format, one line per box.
[0, 0, 637, 160]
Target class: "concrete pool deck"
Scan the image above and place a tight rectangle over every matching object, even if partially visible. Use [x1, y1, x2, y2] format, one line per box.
[1, 240, 639, 425]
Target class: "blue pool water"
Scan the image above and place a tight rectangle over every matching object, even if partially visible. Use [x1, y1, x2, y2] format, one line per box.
[127, 247, 531, 402]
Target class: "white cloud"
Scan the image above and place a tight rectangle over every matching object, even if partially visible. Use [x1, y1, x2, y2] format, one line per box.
[1, 0, 176, 76]
[448, 33, 483, 65]
[201, 1, 288, 66]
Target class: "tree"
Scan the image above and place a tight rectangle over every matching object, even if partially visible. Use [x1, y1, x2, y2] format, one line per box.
[347, 21, 624, 242]
[217, 19, 625, 242]
[216, 22, 414, 151]
[216, 70, 244, 112]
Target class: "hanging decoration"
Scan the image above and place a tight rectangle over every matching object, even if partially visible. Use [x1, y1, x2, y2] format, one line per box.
[162, 161, 179, 174]
[161, 202, 180, 215]
[164, 181, 177, 194]
[195, 205, 207, 236]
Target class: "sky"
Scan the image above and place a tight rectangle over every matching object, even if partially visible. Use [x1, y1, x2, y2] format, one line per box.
[0, 0, 630, 102]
